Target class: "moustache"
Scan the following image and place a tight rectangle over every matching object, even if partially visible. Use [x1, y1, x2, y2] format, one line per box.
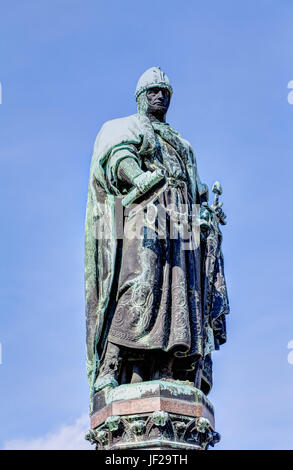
[152, 101, 167, 106]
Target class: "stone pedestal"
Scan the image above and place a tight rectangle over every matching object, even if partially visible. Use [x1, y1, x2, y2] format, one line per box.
[85, 380, 220, 450]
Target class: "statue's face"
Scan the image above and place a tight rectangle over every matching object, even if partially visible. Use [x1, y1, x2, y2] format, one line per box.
[146, 87, 170, 115]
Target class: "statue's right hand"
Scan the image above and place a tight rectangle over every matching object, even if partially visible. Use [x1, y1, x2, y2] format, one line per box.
[122, 169, 165, 208]
[133, 171, 154, 193]
[133, 170, 165, 195]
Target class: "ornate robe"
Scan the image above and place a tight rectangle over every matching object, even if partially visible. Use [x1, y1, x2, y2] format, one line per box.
[85, 113, 229, 404]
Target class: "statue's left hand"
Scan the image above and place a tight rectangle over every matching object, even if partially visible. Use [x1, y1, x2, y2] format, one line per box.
[200, 201, 227, 232]
[212, 201, 227, 225]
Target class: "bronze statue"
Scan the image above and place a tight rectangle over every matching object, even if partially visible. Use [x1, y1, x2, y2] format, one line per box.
[85, 67, 229, 409]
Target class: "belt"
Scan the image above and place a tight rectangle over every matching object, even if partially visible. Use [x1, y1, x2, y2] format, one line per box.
[167, 176, 186, 189]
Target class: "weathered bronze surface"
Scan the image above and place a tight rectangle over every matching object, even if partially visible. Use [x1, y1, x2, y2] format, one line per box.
[85, 67, 229, 449]
[86, 381, 220, 450]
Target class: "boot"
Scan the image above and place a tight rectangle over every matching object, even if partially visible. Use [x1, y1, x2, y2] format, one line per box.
[152, 353, 174, 381]
[131, 362, 144, 384]
[94, 342, 120, 392]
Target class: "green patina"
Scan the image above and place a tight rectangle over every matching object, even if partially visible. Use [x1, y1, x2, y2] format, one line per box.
[101, 379, 213, 411]
[85, 68, 229, 452]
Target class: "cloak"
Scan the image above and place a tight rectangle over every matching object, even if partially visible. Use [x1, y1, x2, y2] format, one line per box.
[85, 113, 229, 404]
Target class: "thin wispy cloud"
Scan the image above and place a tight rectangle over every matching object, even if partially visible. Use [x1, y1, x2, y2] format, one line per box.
[3, 415, 91, 450]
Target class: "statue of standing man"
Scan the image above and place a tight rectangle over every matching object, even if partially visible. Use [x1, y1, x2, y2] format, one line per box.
[85, 67, 229, 408]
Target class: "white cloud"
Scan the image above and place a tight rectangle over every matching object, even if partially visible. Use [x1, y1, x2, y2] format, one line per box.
[3, 414, 92, 450]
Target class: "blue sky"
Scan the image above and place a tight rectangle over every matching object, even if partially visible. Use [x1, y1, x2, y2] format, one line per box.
[1, 0, 293, 450]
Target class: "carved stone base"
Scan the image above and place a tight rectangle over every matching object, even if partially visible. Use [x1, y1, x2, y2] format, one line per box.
[85, 380, 220, 450]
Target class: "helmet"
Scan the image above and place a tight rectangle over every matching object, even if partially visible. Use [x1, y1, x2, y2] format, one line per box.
[135, 66, 173, 100]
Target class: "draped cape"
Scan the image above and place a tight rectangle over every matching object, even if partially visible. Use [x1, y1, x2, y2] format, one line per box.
[85, 113, 229, 404]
